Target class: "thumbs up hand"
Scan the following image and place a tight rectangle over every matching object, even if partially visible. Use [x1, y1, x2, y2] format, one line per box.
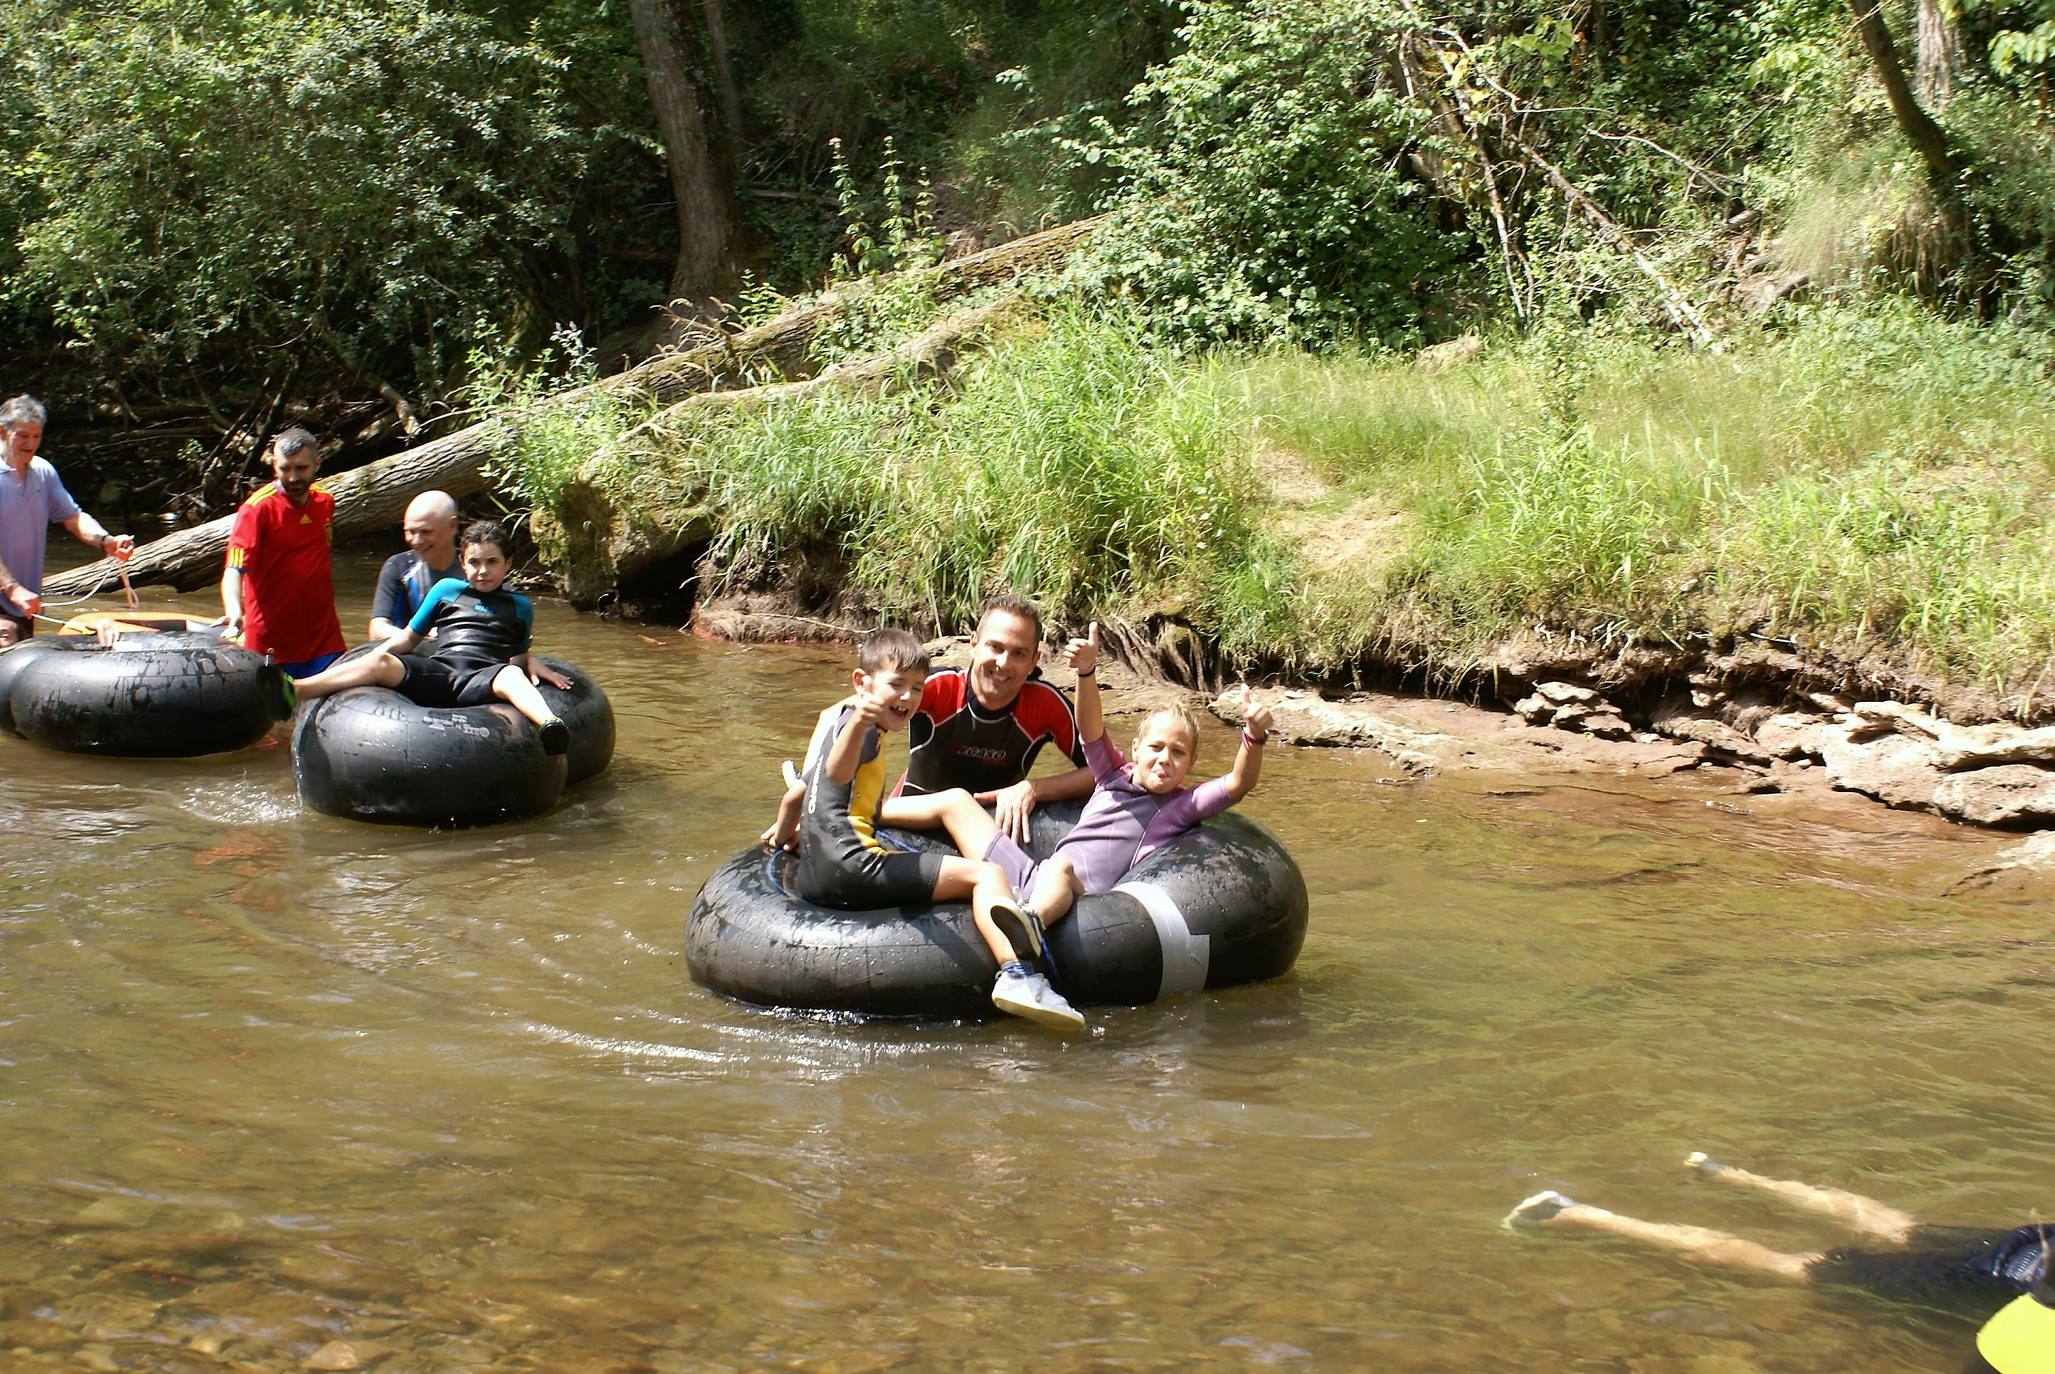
[1064, 621, 1100, 677]
[1240, 684, 1273, 742]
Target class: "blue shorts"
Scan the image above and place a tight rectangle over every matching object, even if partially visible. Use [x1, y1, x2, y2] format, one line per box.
[276, 650, 345, 678]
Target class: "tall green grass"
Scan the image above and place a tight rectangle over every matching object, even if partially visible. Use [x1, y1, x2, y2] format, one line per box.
[1225, 304, 2055, 696]
[605, 305, 1265, 634]
[549, 300, 2051, 707]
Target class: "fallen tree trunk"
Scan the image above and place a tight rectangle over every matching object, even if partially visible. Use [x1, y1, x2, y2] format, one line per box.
[45, 216, 1104, 597]
[536, 295, 1035, 605]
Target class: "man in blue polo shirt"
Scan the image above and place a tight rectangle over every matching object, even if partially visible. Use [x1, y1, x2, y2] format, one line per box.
[0, 395, 134, 646]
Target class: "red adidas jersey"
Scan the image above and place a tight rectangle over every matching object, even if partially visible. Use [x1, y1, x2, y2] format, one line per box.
[226, 482, 345, 663]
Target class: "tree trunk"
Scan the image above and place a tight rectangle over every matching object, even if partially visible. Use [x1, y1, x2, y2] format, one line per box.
[43, 216, 1106, 597]
[1848, 0, 1960, 187]
[700, 0, 744, 146]
[1915, 0, 1968, 109]
[628, 0, 741, 313]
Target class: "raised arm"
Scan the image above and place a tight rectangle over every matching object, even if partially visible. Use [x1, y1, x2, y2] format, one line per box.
[1064, 622, 1104, 745]
[1219, 687, 1273, 804]
[823, 696, 889, 785]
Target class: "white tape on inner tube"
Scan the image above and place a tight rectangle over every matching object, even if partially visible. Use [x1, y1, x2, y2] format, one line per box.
[1113, 879, 1210, 1000]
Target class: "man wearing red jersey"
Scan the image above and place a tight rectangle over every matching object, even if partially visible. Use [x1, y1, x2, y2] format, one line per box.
[218, 427, 346, 678]
[880, 594, 1092, 844]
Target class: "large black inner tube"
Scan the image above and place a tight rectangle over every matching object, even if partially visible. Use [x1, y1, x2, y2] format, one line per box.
[290, 651, 612, 828]
[686, 801, 1309, 1017]
[0, 637, 102, 734]
[3, 633, 291, 756]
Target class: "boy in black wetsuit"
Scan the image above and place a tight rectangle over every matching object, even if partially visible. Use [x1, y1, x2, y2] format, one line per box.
[761, 628, 1085, 1032]
[1505, 1152, 2049, 1310]
[289, 520, 574, 752]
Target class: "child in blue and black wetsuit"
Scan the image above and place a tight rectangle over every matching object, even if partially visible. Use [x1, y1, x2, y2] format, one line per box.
[289, 520, 573, 752]
[761, 628, 1084, 1032]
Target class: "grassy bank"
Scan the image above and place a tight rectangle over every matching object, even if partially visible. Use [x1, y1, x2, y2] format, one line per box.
[1219, 306, 2055, 707]
[512, 301, 2055, 718]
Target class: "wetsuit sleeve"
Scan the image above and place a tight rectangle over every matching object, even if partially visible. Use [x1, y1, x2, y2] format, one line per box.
[511, 593, 533, 656]
[1176, 777, 1236, 825]
[370, 554, 411, 626]
[1020, 679, 1085, 767]
[406, 578, 467, 638]
[800, 703, 846, 779]
[1084, 733, 1126, 784]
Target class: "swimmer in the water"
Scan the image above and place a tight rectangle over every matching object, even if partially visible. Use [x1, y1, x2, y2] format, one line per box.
[1504, 1152, 2049, 1320]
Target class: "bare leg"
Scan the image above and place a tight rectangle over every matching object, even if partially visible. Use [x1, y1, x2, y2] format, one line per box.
[933, 856, 1025, 964]
[885, 789, 1000, 862]
[1686, 1153, 1917, 1243]
[295, 651, 404, 700]
[1025, 856, 1081, 927]
[491, 664, 564, 728]
[936, 856, 1083, 1032]
[1507, 1191, 1819, 1281]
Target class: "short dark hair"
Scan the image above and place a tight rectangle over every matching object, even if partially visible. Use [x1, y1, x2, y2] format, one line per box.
[460, 519, 511, 557]
[271, 426, 319, 461]
[976, 593, 1042, 644]
[859, 628, 930, 677]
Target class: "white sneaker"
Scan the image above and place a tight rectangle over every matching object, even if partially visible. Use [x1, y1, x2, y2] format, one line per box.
[990, 967, 1084, 1033]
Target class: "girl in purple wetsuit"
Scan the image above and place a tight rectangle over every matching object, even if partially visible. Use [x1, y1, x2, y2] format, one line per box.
[894, 621, 1276, 965]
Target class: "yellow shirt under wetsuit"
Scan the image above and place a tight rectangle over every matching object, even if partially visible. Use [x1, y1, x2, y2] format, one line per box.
[793, 701, 943, 909]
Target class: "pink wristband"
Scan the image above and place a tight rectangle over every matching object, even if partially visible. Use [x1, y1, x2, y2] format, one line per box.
[1241, 728, 1268, 747]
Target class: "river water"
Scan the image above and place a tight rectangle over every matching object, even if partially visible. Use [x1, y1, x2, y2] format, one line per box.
[2, 550, 2048, 1373]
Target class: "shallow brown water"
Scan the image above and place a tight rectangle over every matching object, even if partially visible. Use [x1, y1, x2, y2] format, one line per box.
[2, 551, 2049, 1373]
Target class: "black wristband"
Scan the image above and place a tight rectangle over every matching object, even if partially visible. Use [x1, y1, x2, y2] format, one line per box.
[1076, 666, 1094, 676]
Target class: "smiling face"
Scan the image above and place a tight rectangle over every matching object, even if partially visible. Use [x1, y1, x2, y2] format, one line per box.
[269, 447, 320, 504]
[461, 538, 511, 594]
[968, 608, 1038, 711]
[855, 665, 926, 732]
[3, 421, 42, 473]
[1130, 710, 1198, 795]
[402, 500, 459, 566]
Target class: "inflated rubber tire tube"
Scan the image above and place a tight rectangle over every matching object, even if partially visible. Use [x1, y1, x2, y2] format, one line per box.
[685, 803, 1309, 1016]
[292, 689, 567, 828]
[0, 637, 102, 734]
[5, 633, 292, 756]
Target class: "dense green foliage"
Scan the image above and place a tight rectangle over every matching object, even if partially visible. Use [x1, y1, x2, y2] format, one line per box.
[0, 1, 651, 407]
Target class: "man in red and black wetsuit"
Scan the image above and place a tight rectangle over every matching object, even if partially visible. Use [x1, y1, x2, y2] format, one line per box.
[882, 594, 1092, 843]
[218, 427, 347, 678]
